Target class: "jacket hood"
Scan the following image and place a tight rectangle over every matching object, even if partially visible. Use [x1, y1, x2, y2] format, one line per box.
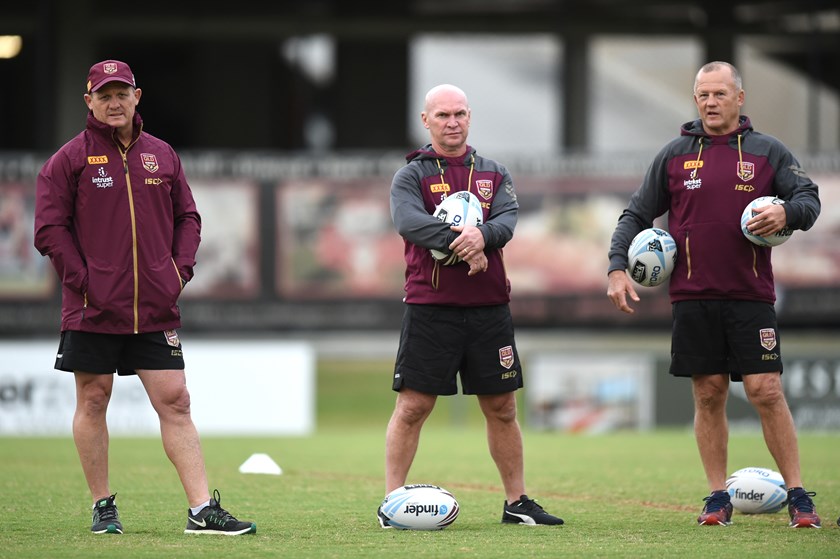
[405, 143, 476, 164]
[680, 115, 752, 139]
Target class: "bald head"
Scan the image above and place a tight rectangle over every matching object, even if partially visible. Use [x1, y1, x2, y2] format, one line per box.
[421, 84, 471, 157]
[424, 84, 469, 112]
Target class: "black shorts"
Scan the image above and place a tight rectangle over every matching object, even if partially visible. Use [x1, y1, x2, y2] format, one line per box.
[55, 330, 185, 375]
[392, 304, 523, 396]
[670, 300, 782, 382]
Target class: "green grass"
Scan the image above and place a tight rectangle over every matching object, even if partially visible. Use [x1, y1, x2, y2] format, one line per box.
[2, 359, 838, 558]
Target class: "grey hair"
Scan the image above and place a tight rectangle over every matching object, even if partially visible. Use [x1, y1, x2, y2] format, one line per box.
[694, 61, 742, 92]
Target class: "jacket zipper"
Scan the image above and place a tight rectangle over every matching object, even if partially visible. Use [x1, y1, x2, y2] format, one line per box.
[172, 259, 183, 290]
[122, 151, 140, 333]
[685, 231, 691, 279]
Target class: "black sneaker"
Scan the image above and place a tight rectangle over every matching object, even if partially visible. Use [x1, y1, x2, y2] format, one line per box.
[502, 495, 564, 525]
[376, 506, 392, 529]
[91, 494, 123, 534]
[787, 488, 821, 528]
[697, 490, 733, 526]
[184, 490, 256, 535]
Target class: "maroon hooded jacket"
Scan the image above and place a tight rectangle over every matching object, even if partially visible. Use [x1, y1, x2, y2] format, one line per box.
[35, 111, 201, 334]
[608, 116, 820, 303]
[390, 144, 517, 306]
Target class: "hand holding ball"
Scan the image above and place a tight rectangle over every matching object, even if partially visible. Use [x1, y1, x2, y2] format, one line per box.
[740, 196, 793, 247]
[430, 191, 484, 265]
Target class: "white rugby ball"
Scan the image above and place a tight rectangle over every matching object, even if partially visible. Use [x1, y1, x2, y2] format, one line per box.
[740, 196, 793, 247]
[725, 467, 787, 514]
[379, 484, 460, 530]
[430, 191, 484, 265]
[627, 227, 677, 287]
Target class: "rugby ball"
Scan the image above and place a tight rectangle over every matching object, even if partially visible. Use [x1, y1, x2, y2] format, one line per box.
[430, 191, 484, 265]
[725, 467, 787, 514]
[740, 196, 793, 247]
[379, 484, 460, 530]
[626, 227, 677, 287]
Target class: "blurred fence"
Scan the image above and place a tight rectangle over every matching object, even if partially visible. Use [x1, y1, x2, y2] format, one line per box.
[2, 151, 839, 335]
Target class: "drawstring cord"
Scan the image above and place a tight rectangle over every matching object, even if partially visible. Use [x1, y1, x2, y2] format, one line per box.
[435, 153, 475, 199]
[690, 138, 704, 179]
[691, 134, 744, 179]
[736, 134, 745, 176]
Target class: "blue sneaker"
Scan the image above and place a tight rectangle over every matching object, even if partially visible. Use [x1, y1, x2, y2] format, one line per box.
[697, 490, 732, 526]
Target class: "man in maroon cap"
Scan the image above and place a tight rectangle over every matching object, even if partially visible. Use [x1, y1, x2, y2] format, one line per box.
[34, 60, 256, 536]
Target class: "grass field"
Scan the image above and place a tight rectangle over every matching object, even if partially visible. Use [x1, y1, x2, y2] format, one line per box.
[3, 359, 838, 558]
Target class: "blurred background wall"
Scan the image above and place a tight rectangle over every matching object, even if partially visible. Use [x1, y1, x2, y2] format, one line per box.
[1, 0, 838, 335]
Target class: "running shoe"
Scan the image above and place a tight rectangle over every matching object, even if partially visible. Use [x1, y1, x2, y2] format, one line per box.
[376, 506, 392, 529]
[697, 490, 733, 526]
[184, 489, 256, 535]
[787, 488, 821, 528]
[91, 494, 123, 534]
[502, 495, 564, 525]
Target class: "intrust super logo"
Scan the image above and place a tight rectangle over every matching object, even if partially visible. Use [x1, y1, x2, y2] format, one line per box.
[91, 167, 114, 189]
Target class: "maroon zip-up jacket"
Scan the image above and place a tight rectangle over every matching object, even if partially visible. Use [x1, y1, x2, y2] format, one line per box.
[390, 144, 517, 306]
[35, 111, 201, 334]
[608, 116, 820, 303]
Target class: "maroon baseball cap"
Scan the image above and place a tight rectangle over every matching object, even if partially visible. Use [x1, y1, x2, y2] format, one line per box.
[86, 60, 136, 93]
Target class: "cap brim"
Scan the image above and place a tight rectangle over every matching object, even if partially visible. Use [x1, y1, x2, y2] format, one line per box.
[89, 77, 135, 93]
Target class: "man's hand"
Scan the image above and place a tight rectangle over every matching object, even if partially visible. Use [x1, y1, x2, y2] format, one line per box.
[463, 251, 488, 276]
[449, 225, 487, 275]
[607, 269, 639, 314]
[745, 201, 787, 238]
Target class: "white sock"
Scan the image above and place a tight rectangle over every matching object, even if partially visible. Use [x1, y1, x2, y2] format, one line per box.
[190, 500, 211, 515]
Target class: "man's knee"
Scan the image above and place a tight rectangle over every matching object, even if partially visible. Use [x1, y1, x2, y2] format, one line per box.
[692, 375, 728, 411]
[479, 393, 518, 423]
[744, 373, 786, 408]
[76, 376, 112, 415]
[393, 389, 436, 425]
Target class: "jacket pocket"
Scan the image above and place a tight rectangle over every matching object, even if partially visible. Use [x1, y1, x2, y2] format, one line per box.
[83, 256, 133, 329]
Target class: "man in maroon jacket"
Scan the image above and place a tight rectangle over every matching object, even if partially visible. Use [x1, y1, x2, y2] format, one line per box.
[378, 84, 563, 528]
[607, 61, 821, 528]
[35, 60, 255, 536]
